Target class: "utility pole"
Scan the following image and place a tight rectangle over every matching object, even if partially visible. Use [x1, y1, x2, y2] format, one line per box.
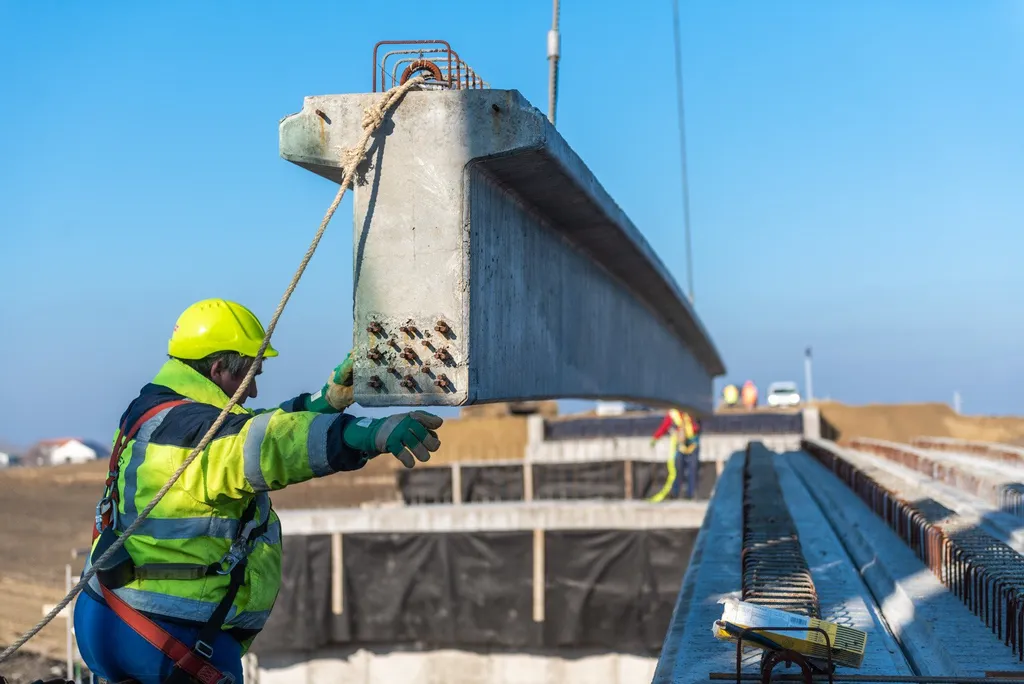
[804, 347, 814, 403]
[672, 0, 694, 304]
[547, 0, 561, 125]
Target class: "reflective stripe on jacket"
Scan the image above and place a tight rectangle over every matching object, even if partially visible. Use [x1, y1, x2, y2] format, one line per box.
[83, 359, 370, 644]
[652, 409, 698, 444]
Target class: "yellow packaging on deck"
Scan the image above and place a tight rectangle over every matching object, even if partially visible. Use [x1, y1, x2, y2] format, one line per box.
[712, 598, 867, 669]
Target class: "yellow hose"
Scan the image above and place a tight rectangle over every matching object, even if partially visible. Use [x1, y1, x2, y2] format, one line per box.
[647, 433, 697, 503]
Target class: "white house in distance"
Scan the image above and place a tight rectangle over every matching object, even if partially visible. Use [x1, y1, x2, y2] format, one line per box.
[52, 439, 102, 464]
[27, 438, 109, 466]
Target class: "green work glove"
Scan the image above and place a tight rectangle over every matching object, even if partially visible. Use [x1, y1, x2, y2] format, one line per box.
[305, 352, 355, 413]
[342, 410, 443, 468]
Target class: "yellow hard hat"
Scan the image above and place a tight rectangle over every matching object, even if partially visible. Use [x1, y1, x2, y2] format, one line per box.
[167, 298, 278, 360]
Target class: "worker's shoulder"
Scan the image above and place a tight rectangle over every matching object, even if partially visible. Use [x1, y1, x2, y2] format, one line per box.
[132, 384, 255, 448]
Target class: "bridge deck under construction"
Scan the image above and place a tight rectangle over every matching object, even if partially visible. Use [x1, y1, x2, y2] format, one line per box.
[653, 440, 1024, 684]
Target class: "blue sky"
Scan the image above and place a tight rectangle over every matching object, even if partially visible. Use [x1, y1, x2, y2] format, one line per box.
[1, 1, 1022, 446]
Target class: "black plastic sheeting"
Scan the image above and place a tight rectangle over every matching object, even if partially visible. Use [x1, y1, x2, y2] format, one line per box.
[396, 467, 452, 504]
[632, 461, 669, 499]
[543, 411, 806, 440]
[705, 412, 803, 435]
[532, 461, 626, 500]
[398, 460, 719, 503]
[340, 532, 536, 647]
[253, 528, 697, 655]
[631, 461, 717, 500]
[261, 534, 334, 651]
[544, 529, 696, 652]
[461, 464, 524, 503]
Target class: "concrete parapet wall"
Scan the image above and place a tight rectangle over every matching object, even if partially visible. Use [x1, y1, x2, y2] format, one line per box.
[254, 647, 656, 684]
[279, 89, 723, 412]
[277, 500, 708, 535]
[699, 434, 800, 462]
[527, 435, 671, 463]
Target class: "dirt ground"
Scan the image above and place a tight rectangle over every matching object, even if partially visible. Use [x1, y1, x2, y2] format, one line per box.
[815, 400, 1024, 444]
[0, 648, 70, 684]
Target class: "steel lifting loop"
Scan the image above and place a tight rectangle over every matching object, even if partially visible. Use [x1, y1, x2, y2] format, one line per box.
[400, 59, 443, 86]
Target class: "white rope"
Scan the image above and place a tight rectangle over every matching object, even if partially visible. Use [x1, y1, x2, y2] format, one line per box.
[0, 75, 426, 665]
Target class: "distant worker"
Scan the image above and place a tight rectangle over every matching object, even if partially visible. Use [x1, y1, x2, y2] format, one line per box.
[741, 380, 759, 410]
[647, 408, 701, 501]
[722, 383, 740, 408]
[74, 298, 444, 684]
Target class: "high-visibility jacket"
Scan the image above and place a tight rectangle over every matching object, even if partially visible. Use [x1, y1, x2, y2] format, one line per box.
[741, 382, 758, 408]
[652, 409, 699, 451]
[82, 359, 370, 648]
[647, 409, 700, 503]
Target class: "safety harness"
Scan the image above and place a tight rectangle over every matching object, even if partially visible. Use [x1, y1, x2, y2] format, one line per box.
[90, 399, 268, 684]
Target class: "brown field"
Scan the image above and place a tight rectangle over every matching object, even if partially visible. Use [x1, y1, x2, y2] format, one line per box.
[816, 400, 1024, 445]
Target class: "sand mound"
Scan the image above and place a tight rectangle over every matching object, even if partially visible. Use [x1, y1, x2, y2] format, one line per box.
[816, 401, 1024, 444]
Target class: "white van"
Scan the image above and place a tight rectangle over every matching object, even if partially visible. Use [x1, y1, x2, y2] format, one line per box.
[766, 381, 801, 408]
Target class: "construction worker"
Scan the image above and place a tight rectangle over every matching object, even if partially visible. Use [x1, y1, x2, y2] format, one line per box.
[722, 383, 739, 408]
[741, 380, 758, 410]
[73, 298, 443, 684]
[647, 408, 701, 501]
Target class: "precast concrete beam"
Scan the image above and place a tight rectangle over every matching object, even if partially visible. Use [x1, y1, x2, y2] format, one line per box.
[279, 89, 725, 413]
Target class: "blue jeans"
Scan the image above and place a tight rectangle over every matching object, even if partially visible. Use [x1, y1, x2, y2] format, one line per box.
[73, 590, 243, 684]
[670, 447, 699, 499]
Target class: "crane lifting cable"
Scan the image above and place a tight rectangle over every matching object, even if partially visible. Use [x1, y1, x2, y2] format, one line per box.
[0, 75, 427, 667]
[672, 0, 695, 304]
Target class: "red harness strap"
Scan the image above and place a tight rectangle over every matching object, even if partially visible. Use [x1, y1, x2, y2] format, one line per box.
[94, 400, 190, 540]
[100, 584, 231, 684]
[90, 397, 233, 683]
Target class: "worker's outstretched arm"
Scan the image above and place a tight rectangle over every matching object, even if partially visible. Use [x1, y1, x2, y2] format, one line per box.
[261, 352, 356, 415]
[651, 414, 674, 443]
[172, 403, 442, 504]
